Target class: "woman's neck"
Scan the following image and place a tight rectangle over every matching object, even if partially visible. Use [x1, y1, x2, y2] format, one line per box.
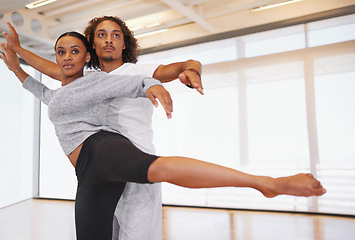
[61, 74, 84, 86]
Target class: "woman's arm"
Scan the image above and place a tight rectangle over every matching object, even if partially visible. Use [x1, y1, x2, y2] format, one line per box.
[153, 59, 204, 95]
[145, 85, 173, 119]
[0, 42, 28, 82]
[92, 73, 173, 118]
[2, 22, 62, 81]
[1, 42, 54, 105]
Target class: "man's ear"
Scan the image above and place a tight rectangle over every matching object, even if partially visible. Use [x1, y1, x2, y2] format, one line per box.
[86, 52, 91, 63]
[123, 43, 126, 50]
[92, 43, 96, 49]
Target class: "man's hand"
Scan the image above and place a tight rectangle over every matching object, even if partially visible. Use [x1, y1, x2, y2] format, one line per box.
[179, 68, 204, 95]
[146, 85, 173, 119]
[2, 22, 21, 51]
[153, 60, 204, 95]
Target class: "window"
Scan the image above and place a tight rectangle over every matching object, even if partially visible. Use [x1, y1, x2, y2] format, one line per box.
[0, 62, 36, 208]
[307, 14, 355, 47]
[37, 13, 355, 215]
[241, 25, 305, 58]
[139, 38, 238, 65]
[314, 54, 355, 214]
[140, 13, 355, 214]
[246, 64, 309, 167]
[39, 75, 77, 199]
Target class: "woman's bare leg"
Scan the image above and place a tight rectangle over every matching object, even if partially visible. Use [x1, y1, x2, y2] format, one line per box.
[147, 157, 326, 198]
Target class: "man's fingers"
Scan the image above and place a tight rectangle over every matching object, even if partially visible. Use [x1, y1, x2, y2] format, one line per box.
[187, 71, 204, 95]
[179, 71, 204, 95]
[178, 72, 189, 85]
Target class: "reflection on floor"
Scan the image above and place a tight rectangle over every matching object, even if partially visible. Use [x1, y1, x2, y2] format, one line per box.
[0, 199, 354, 240]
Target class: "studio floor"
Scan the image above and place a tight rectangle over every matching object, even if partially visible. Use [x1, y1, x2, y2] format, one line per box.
[0, 199, 354, 240]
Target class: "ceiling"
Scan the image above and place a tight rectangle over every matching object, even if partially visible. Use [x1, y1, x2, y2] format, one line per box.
[0, 0, 354, 60]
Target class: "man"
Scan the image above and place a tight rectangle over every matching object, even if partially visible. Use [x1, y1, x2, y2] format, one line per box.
[3, 16, 202, 240]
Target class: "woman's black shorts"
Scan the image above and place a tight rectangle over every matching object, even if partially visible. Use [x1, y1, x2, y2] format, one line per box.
[74, 131, 159, 240]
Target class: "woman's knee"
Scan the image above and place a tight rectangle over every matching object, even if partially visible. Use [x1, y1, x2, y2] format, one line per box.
[147, 157, 168, 183]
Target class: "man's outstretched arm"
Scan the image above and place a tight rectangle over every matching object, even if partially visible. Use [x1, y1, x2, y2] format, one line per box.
[153, 59, 204, 95]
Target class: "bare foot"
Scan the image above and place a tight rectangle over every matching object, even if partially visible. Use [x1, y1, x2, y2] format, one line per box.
[257, 173, 327, 198]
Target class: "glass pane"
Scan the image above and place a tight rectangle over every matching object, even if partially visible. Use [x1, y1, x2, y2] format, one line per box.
[247, 77, 309, 167]
[39, 75, 77, 199]
[153, 84, 240, 205]
[0, 63, 35, 208]
[314, 48, 355, 215]
[153, 82, 239, 166]
[242, 25, 305, 58]
[139, 38, 237, 65]
[308, 14, 355, 47]
[315, 71, 355, 215]
[315, 72, 355, 166]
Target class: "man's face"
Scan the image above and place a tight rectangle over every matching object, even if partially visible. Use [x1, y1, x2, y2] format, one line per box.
[93, 20, 126, 63]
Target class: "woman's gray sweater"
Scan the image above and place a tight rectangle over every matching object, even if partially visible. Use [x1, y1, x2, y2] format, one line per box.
[22, 71, 162, 155]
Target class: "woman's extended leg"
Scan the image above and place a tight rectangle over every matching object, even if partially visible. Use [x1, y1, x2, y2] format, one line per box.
[147, 157, 326, 198]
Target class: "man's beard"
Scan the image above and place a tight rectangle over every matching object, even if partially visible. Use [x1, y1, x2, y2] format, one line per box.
[101, 56, 116, 62]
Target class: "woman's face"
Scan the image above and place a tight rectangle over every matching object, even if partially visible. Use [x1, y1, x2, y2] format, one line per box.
[55, 36, 91, 81]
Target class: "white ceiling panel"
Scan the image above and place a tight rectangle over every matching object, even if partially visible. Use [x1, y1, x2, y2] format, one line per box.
[0, 0, 354, 60]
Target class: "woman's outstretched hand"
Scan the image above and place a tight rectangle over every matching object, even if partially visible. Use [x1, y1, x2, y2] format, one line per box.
[0, 41, 20, 72]
[2, 22, 22, 51]
[0, 41, 29, 82]
[146, 85, 173, 119]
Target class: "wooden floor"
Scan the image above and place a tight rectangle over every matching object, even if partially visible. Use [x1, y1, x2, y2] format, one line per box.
[0, 199, 354, 240]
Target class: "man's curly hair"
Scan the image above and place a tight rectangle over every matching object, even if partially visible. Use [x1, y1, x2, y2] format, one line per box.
[84, 16, 140, 70]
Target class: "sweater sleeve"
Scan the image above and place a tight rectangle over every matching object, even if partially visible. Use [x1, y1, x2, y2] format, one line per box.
[142, 76, 163, 92]
[22, 76, 55, 105]
[92, 72, 163, 99]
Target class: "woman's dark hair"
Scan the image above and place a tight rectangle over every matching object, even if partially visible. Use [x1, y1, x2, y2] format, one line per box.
[54, 31, 91, 52]
[84, 16, 140, 70]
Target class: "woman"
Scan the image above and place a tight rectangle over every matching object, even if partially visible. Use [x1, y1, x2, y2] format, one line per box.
[0, 33, 326, 240]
